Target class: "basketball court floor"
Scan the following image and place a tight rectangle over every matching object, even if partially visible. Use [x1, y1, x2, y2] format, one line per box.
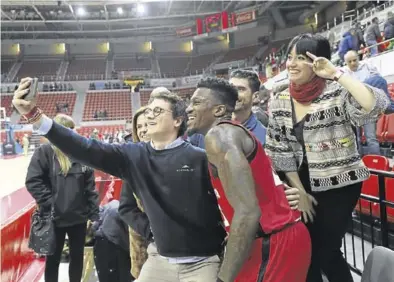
[1, 153, 363, 282]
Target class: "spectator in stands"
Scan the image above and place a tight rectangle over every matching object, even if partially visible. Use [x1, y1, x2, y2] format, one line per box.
[355, 22, 366, 50]
[364, 17, 381, 56]
[91, 199, 133, 282]
[384, 12, 394, 40]
[342, 50, 381, 155]
[252, 85, 270, 127]
[22, 134, 29, 157]
[25, 114, 99, 282]
[266, 33, 390, 282]
[327, 29, 336, 50]
[91, 129, 99, 140]
[338, 28, 358, 62]
[229, 70, 267, 144]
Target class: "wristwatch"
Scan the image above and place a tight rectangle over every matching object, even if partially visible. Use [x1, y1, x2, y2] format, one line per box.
[332, 70, 344, 82]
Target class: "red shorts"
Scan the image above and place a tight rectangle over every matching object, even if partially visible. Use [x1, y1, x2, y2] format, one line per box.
[235, 221, 311, 282]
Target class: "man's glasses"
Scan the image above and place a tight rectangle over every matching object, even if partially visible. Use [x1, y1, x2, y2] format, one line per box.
[144, 107, 172, 118]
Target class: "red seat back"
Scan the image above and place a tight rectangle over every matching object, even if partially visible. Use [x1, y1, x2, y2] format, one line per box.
[358, 155, 390, 218]
[385, 114, 394, 142]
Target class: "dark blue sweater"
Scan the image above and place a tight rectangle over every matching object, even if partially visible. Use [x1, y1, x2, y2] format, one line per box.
[45, 122, 226, 257]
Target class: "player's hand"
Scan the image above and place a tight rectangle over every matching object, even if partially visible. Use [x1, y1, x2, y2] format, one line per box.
[12, 77, 37, 115]
[298, 189, 318, 224]
[284, 183, 300, 210]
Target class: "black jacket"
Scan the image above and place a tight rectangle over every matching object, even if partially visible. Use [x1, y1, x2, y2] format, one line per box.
[26, 143, 99, 227]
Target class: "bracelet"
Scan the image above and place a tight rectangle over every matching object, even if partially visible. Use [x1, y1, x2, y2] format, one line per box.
[23, 107, 43, 124]
[332, 70, 344, 82]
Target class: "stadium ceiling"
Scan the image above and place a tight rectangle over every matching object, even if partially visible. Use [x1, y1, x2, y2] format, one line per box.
[1, 1, 329, 40]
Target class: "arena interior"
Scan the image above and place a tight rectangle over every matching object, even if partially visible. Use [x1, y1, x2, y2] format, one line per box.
[1, 0, 394, 281]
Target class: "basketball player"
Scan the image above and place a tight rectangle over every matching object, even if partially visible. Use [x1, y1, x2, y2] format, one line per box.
[186, 77, 311, 282]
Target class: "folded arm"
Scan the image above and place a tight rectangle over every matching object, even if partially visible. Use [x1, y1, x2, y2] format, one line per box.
[205, 125, 261, 282]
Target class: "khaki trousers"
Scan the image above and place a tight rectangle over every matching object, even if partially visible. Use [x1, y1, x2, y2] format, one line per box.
[136, 243, 220, 282]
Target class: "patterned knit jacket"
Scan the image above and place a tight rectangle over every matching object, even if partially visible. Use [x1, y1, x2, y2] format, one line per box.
[265, 81, 390, 192]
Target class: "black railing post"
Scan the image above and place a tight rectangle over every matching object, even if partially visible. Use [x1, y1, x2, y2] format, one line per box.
[378, 173, 389, 247]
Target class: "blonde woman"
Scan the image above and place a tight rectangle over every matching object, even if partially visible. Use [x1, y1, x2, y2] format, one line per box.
[26, 114, 99, 282]
[122, 107, 150, 279]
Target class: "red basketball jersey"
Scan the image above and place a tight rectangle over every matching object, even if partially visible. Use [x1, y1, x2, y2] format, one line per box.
[208, 121, 300, 234]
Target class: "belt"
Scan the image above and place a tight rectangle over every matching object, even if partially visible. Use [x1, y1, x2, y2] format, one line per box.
[256, 217, 302, 239]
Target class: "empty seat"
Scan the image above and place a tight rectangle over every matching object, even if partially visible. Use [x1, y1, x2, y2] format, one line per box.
[384, 114, 394, 142]
[357, 155, 390, 218]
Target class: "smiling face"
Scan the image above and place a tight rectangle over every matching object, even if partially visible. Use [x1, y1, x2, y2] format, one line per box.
[144, 98, 182, 141]
[286, 46, 315, 85]
[135, 114, 149, 142]
[229, 77, 254, 113]
[186, 88, 219, 136]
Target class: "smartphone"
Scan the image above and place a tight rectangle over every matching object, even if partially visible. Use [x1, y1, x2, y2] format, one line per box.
[10, 78, 39, 123]
[21, 77, 39, 101]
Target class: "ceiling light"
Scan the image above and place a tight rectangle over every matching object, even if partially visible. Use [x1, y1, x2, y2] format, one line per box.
[117, 7, 123, 15]
[136, 4, 145, 15]
[77, 7, 86, 16]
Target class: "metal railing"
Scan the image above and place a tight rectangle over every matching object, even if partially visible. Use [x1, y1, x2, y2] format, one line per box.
[345, 168, 394, 276]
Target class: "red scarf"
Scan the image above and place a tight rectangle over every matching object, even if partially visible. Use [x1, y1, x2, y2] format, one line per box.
[289, 76, 326, 104]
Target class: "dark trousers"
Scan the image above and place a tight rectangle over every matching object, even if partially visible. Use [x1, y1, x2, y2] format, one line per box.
[45, 222, 87, 282]
[93, 236, 133, 282]
[299, 164, 362, 282]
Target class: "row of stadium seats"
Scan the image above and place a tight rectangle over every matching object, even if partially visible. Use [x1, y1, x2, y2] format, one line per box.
[76, 125, 126, 136]
[1, 90, 132, 122]
[3, 44, 265, 81]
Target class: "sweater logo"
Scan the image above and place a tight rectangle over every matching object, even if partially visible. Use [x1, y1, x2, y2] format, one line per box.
[176, 165, 195, 172]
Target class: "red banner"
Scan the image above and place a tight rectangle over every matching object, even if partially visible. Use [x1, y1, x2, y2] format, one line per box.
[176, 26, 196, 37]
[196, 18, 203, 35]
[232, 10, 256, 26]
[205, 13, 222, 33]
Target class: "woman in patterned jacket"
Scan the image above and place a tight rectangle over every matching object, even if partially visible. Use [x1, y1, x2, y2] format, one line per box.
[122, 107, 150, 279]
[265, 33, 389, 282]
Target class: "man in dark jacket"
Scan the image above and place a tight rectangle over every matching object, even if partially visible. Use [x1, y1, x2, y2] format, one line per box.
[338, 29, 357, 61]
[365, 17, 381, 55]
[384, 12, 394, 40]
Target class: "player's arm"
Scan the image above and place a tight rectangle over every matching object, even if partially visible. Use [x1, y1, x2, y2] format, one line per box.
[205, 126, 261, 282]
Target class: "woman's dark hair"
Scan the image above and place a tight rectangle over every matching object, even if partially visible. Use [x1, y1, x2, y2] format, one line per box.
[286, 33, 331, 61]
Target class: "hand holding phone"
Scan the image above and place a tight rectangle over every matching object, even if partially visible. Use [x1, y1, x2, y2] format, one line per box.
[12, 77, 39, 116]
[21, 77, 39, 101]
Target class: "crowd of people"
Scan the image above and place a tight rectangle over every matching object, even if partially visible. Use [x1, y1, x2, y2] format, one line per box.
[336, 13, 394, 63]
[13, 32, 394, 282]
